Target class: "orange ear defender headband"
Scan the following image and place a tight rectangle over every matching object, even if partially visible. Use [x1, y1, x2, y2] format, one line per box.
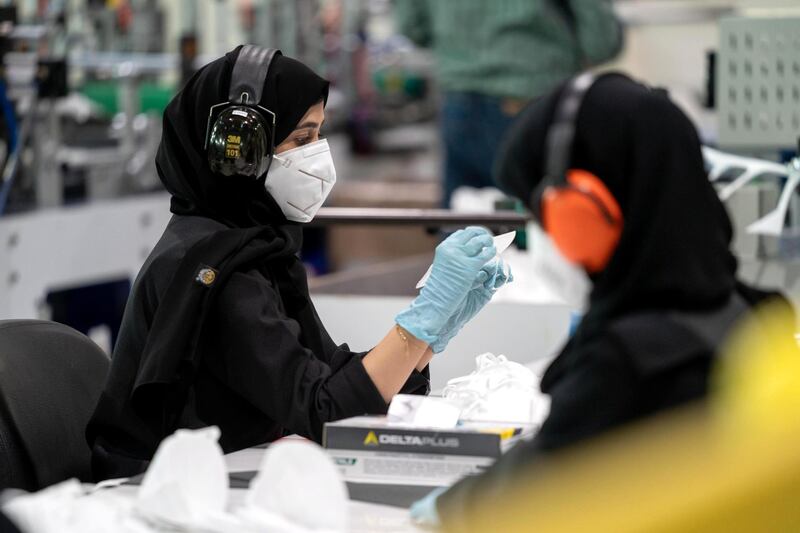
[530, 72, 623, 273]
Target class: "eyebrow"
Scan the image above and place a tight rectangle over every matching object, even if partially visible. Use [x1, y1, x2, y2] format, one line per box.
[294, 119, 325, 130]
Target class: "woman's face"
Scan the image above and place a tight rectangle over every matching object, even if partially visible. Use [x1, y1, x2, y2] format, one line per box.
[275, 100, 325, 154]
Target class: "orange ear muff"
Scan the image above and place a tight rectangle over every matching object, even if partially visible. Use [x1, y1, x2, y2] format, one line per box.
[541, 169, 623, 273]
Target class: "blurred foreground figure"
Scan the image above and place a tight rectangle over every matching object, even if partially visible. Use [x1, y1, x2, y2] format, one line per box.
[442, 300, 800, 532]
[393, 0, 622, 207]
[411, 72, 794, 528]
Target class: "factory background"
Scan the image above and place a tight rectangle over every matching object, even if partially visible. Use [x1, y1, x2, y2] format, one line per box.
[1, 0, 800, 378]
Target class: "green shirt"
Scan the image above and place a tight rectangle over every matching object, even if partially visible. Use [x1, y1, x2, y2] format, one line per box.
[393, 0, 622, 99]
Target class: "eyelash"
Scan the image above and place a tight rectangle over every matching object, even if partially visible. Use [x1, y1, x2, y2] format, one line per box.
[294, 132, 324, 146]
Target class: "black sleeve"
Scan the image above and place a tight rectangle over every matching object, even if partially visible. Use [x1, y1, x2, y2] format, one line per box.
[207, 269, 389, 442]
[0, 510, 23, 533]
[438, 337, 637, 527]
[401, 365, 431, 396]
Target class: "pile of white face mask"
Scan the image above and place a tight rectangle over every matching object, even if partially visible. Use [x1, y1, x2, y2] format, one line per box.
[2, 427, 348, 533]
[442, 353, 551, 426]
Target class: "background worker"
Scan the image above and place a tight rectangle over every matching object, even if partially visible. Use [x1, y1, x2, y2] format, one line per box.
[393, 0, 623, 207]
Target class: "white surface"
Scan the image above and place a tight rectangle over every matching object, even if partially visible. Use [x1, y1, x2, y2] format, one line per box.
[312, 294, 570, 392]
[615, 0, 734, 25]
[703, 145, 788, 200]
[746, 162, 800, 236]
[511, 224, 592, 311]
[387, 395, 461, 429]
[224, 448, 421, 533]
[415, 230, 516, 289]
[74, 446, 422, 533]
[89, 485, 420, 533]
[703, 146, 800, 238]
[225, 447, 266, 473]
[449, 187, 508, 213]
[0, 194, 171, 320]
[96, 447, 422, 533]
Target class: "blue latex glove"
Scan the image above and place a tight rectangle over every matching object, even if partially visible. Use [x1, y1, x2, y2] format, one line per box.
[568, 311, 583, 337]
[396, 227, 496, 344]
[410, 487, 447, 528]
[429, 257, 513, 353]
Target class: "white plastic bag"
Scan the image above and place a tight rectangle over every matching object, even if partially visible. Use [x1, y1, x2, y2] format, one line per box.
[443, 353, 550, 425]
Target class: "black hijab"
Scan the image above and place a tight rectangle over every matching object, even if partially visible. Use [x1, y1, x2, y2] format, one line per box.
[128, 47, 330, 434]
[156, 45, 330, 228]
[495, 73, 738, 376]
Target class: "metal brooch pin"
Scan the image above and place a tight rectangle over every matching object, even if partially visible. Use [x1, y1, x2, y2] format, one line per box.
[195, 266, 218, 287]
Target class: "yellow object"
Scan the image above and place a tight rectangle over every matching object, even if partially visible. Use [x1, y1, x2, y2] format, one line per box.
[477, 428, 517, 440]
[363, 431, 379, 446]
[712, 299, 800, 439]
[445, 299, 800, 533]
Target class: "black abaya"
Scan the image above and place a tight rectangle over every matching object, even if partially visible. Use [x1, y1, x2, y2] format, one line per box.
[86, 47, 430, 480]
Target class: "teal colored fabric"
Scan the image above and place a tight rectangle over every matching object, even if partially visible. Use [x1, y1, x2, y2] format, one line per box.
[394, 0, 622, 99]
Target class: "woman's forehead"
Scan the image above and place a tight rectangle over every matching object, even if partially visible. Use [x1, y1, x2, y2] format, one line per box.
[293, 102, 325, 129]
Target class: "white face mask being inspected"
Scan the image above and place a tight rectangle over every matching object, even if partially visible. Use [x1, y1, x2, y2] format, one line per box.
[265, 138, 337, 223]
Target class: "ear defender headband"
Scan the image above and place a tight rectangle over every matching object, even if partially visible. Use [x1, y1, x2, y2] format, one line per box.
[205, 45, 280, 178]
[531, 72, 624, 273]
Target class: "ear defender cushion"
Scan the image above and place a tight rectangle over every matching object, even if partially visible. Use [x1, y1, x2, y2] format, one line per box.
[207, 106, 271, 177]
[541, 169, 623, 273]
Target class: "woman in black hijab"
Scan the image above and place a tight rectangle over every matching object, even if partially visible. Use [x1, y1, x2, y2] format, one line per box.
[412, 73, 791, 527]
[87, 46, 505, 480]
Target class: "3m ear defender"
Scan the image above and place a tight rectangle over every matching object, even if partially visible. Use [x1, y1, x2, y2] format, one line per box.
[205, 45, 280, 178]
[530, 72, 623, 273]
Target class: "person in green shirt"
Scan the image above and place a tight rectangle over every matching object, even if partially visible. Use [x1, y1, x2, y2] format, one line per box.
[393, 0, 622, 207]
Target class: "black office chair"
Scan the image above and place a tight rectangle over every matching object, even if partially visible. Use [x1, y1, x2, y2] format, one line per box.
[0, 320, 109, 490]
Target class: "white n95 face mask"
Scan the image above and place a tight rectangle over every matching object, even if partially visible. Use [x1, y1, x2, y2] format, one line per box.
[529, 223, 592, 311]
[265, 138, 337, 223]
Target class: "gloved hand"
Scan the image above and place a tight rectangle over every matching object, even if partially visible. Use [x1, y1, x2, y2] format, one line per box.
[409, 486, 447, 528]
[569, 311, 583, 337]
[396, 227, 496, 344]
[430, 257, 513, 353]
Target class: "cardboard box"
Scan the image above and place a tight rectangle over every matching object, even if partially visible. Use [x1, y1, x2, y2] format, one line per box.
[323, 416, 535, 486]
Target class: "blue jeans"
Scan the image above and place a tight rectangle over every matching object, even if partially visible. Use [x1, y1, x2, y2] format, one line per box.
[440, 92, 520, 208]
